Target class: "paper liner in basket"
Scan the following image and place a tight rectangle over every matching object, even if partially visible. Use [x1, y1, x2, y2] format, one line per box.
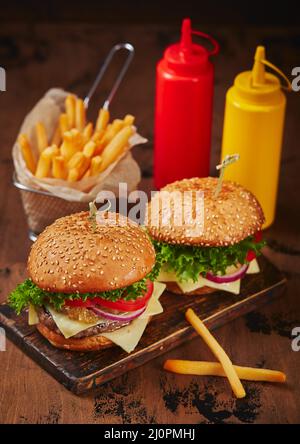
[12, 88, 146, 201]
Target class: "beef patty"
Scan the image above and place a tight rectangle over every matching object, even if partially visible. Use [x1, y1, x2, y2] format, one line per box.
[37, 306, 130, 339]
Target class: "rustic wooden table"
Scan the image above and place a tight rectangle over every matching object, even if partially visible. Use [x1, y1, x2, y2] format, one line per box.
[0, 23, 299, 424]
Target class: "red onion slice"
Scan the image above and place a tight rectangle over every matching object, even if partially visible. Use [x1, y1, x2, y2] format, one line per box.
[89, 305, 146, 322]
[206, 264, 249, 284]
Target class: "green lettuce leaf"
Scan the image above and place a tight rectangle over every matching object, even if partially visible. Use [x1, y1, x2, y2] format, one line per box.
[153, 235, 265, 283]
[9, 260, 161, 315]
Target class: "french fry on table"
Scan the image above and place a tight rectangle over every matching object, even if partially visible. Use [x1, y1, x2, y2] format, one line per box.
[35, 122, 48, 154]
[61, 129, 83, 161]
[186, 308, 246, 398]
[52, 156, 67, 179]
[90, 155, 102, 176]
[164, 360, 286, 383]
[96, 108, 110, 132]
[59, 113, 69, 135]
[83, 122, 93, 144]
[35, 145, 59, 178]
[65, 94, 76, 128]
[99, 126, 133, 173]
[75, 98, 86, 131]
[83, 140, 96, 158]
[123, 114, 135, 126]
[18, 134, 36, 174]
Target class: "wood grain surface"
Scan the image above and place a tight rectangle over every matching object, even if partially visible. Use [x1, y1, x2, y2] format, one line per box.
[0, 257, 286, 395]
[0, 23, 300, 424]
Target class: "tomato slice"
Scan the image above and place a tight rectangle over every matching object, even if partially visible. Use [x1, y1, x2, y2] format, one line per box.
[254, 231, 263, 242]
[93, 280, 154, 311]
[246, 250, 256, 262]
[246, 231, 263, 262]
[65, 280, 154, 312]
[64, 298, 94, 308]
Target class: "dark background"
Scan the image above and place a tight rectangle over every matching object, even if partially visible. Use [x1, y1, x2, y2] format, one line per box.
[0, 0, 300, 25]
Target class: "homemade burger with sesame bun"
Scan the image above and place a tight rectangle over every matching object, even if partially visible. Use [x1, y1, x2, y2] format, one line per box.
[9, 211, 165, 352]
[146, 177, 265, 296]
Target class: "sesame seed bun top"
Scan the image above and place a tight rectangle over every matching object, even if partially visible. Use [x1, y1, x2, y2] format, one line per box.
[146, 177, 265, 247]
[28, 212, 155, 293]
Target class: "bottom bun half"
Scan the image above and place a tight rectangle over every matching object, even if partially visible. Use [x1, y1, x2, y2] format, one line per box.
[165, 282, 216, 296]
[36, 323, 114, 351]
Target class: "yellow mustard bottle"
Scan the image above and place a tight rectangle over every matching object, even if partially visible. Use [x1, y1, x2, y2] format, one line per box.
[221, 46, 291, 228]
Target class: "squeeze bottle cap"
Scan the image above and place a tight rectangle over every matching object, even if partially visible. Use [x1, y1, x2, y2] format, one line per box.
[233, 46, 292, 101]
[163, 18, 219, 75]
[252, 46, 266, 87]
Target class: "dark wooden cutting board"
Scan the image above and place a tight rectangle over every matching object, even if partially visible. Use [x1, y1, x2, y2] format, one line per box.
[0, 255, 286, 395]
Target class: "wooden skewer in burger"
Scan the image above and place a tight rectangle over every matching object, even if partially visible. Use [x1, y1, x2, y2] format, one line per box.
[146, 155, 266, 296]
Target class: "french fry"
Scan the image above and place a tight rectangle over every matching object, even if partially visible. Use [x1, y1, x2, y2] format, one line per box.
[35, 145, 59, 178]
[94, 142, 105, 156]
[92, 129, 104, 143]
[59, 113, 69, 135]
[164, 360, 286, 383]
[79, 155, 91, 178]
[68, 151, 85, 169]
[83, 140, 96, 158]
[75, 98, 86, 131]
[51, 124, 61, 146]
[123, 114, 135, 126]
[35, 122, 48, 154]
[67, 168, 80, 182]
[186, 308, 246, 398]
[111, 119, 124, 130]
[83, 122, 93, 144]
[101, 119, 124, 147]
[18, 134, 36, 174]
[61, 129, 83, 161]
[19, 104, 136, 183]
[99, 126, 133, 173]
[52, 156, 67, 179]
[96, 108, 110, 132]
[90, 155, 102, 176]
[67, 154, 90, 181]
[83, 168, 91, 179]
[92, 129, 105, 155]
[65, 94, 76, 128]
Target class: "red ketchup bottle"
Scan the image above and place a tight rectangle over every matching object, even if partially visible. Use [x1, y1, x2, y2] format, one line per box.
[154, 18, 219, 189]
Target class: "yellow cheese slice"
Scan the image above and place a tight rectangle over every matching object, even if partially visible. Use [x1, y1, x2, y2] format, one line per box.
[102, 316, 149, 353]
[246, 258, 260, 274]
[28, 303, 39, 325]
[177, 276, 241, 295]
[157, 269, 178, 282]
[158, 268, 240, 294]
[46, 305, 100, 339]
[139, 281, 165, 319]
[35, 282, 165, 353]
[157, 259, 259, 295]
[101, 281, 166, 353]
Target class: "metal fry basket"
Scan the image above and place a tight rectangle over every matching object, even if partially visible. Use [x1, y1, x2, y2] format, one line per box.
[13, 174, 87, 241]
[14, 43, 135, 242]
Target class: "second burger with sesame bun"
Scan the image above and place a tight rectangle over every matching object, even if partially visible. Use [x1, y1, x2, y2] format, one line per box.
[146, 177, 265, 296]
[9, 211, 165, 352]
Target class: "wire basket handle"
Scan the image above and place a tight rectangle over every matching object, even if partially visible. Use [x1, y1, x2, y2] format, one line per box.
[84, 43, 135, 109]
